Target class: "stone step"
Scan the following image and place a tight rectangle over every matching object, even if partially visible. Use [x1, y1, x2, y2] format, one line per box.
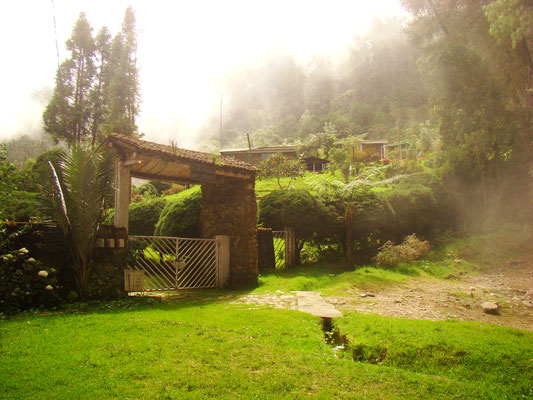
[294, 291, 343, 318]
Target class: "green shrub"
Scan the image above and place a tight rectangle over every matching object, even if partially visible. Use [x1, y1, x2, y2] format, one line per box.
[86, 261, 126, 301]
[0, 191, 42, 221]
[136, 182, 158, 198]
[0, 246, 61, 314]
[376, 172, 456, 241]
[374, 234, 430, 269]
[148, 180, 172, 195]
[154, 190, 202, 237]
[128, 198, 166, 236]
[258, 189, 339, 263]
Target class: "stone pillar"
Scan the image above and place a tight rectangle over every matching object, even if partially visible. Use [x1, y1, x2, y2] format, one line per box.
[257, 228, 275, 272]
[216, 235, 230, 288]
[285, 226, 296, 269]
[114, 161, 131, 231]
[201, 175, 258, 287]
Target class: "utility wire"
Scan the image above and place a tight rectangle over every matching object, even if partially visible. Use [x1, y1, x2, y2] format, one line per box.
[50, 0, 60, 67]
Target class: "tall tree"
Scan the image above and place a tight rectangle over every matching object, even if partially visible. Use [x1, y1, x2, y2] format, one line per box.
[89, 27, 112, 146]
[43, 12, 95, 146]
[107, 6, 140, 137]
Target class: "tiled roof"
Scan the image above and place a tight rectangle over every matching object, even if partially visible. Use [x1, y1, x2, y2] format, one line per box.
[104, 134, 257, 173]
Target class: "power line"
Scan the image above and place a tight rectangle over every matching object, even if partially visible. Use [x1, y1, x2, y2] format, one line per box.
[50, 0, 60, 68]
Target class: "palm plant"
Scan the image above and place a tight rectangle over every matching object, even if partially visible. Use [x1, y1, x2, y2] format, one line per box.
[310, 176, 372, 264]
[42, 145, 115, 298]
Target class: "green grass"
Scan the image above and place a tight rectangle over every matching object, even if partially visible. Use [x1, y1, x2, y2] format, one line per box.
[335, 314, 533, 400]
[2, 298, 531, 399]
[255, 171, 344, 197]
[2, 225, 532, 399]
[257, 262, 414, 295]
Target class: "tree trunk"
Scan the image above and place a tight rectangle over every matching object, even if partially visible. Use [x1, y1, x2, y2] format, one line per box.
[345, 206, 353, 266]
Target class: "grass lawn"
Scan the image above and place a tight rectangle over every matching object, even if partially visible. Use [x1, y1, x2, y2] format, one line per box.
[1, 292, 532, 399]
[2, 226, 532, 399]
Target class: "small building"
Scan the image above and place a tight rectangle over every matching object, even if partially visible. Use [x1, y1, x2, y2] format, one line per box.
[302, 156, 329, 172]
[220, 146, 298, 166]
[360, 139, 389, 159]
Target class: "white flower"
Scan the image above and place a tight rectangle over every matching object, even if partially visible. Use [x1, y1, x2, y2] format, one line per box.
[38, 270, 49, 278]
[6, 254, 13, 259]
[28, 258, 36, 263]
[45, 285, 53, 290]
[18, 248, 29, 254]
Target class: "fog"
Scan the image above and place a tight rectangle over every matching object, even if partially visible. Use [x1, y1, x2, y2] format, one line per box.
[0, 0, 407, 148]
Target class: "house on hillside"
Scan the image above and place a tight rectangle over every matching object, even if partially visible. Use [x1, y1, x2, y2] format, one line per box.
[360, 139, 389, 160]
[302, 156, 329, 172]
[220, 146, 298, 166]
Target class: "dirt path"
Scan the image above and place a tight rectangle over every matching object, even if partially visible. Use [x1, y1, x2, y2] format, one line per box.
[234, 254, 533, 331]
[328, 253, 533, 331]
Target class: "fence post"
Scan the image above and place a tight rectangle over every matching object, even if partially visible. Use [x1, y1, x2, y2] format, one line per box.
[284, 226, 296, 269]
[216, 235, 230, 288]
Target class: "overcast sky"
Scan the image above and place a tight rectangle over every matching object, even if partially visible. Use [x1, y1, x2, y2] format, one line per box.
[0, 0, 407, 148]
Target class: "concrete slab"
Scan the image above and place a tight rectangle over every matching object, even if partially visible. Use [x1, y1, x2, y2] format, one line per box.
[294, 291, 343, 318]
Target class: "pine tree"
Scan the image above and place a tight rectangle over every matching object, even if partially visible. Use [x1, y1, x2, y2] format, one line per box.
[43, 13, 95, 146]
[107, 6, 140, 137]
[90, 27, 112, 146]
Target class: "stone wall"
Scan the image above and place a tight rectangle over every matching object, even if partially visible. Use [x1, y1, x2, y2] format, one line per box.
[201, 175, 258, 287]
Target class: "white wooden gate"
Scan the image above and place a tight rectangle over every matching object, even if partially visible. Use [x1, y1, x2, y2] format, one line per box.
[272, 230, 286, 269]
[128, 236, 218, 290]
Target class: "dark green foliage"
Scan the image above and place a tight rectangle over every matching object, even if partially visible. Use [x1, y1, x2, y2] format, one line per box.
[40, 146, 115, 299]
[0, 226, 61, 314]
[1, 191, 42, 222]
[154, 191, 202, 237]
[136, 182, 158, 198]
[0, 144, 20, 220]
[128, 198, 165, 236]
[148, 180, 172, 196]
[377, 172, 457, 241]
[258, 189, 338, 263]
[87, 251, 127, 301]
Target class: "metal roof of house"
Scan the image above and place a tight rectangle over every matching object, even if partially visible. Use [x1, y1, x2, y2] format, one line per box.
[302, 156, 329, 163]
[361, 139, 389, 144]
[220, 146, 297, 154]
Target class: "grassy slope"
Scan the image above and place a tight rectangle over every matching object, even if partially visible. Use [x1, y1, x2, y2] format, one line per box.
[335, 314, 533, 400]
[3, 298, 529, 400]
[3, 184, 532, 398]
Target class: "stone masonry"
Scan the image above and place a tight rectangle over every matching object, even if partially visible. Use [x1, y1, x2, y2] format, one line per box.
[201, 175, 258, 287]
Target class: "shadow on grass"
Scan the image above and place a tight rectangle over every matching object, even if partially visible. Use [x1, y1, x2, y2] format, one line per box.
[3, 286, 259, 320]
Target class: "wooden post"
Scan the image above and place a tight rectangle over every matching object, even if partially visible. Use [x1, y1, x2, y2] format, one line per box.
[216, 235, 230, 288]
[284, 226, 296, 269]
[114, 161, 131, 231]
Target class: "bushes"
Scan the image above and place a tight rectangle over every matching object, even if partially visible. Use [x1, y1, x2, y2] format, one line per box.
[376, 172, 456, 242]
[128, 198, 166, 236]
[258, 189, 337, 242]
[374, 234, 430, 269]
[0, 226, 62, 314]
[258, 189, 339, 263]
[155, 190, 202, 237]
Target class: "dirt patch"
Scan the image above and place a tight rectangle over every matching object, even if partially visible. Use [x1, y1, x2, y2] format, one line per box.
[331, 254, 533, 331]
